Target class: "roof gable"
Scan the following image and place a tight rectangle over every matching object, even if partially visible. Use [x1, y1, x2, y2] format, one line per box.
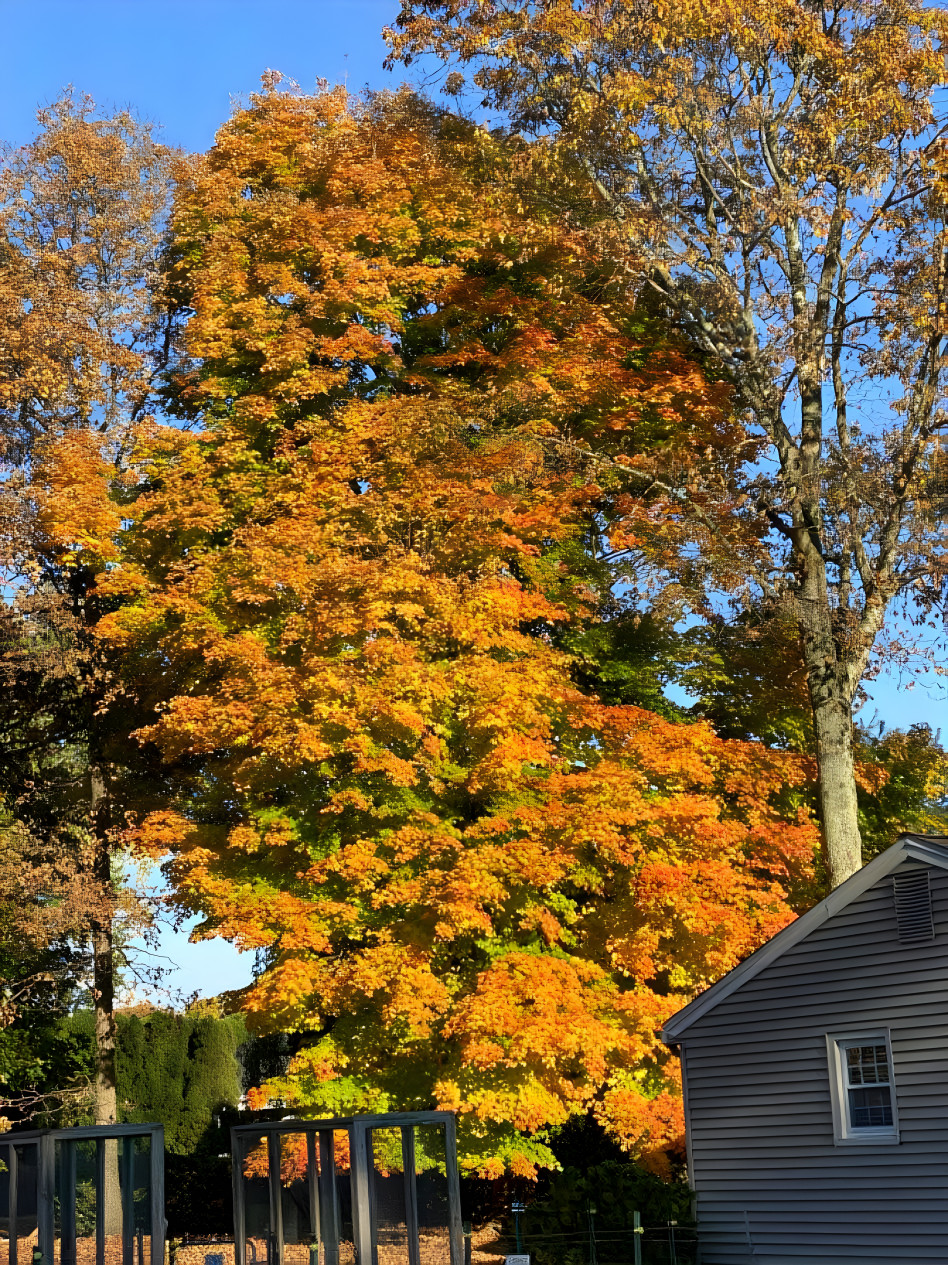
[662, 834, 948, 1043]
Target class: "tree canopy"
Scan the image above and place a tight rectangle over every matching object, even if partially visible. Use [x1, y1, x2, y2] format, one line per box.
[6, 29, 948, 1178]
[387, 0, 948, 887]
[29, 83, 825, 1175]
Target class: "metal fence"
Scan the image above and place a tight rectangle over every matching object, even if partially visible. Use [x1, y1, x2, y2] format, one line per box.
[475, 1215, 698, 1265]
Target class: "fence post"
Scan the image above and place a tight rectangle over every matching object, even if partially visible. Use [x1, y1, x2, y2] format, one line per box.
[511, 1202, 526, 1255]
[632, 1212, 642, 1265]
[587, 1204, 597, 1265]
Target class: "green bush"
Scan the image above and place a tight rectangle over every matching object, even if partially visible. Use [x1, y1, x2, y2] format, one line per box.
[58, 1006, 246, 1155]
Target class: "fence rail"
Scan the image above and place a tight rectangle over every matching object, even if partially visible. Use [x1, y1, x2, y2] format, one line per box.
[477, 1217, 698, 1265]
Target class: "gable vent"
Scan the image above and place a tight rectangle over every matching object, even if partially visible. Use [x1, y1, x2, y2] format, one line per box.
[893, 870, 935, 944]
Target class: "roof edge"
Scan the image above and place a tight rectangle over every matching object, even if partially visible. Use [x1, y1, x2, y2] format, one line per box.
[661, 834, 948, 1044]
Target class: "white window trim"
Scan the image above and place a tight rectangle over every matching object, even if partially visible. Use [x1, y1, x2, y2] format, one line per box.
[826, 1029, 900, 1146]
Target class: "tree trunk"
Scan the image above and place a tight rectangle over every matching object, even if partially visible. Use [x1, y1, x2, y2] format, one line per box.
[90, 765, 117, 1126]
[91, 764, 123, 1236]
[812, 693, 862, 887]
[789, 364, 863, 889]
[91, 911, 117, 1125]
[794, 562, 863, 887]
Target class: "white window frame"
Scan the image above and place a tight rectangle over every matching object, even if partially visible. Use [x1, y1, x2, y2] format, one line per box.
[826, 1029, 899, 1145]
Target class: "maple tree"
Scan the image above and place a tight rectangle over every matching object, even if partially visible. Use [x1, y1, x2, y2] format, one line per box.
[33, 82, 825, 1175]
[387, 0, 948, 888]
[0, 91, 174, 1129]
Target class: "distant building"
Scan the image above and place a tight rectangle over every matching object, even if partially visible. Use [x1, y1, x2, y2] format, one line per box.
[664, 834, 948, 1265]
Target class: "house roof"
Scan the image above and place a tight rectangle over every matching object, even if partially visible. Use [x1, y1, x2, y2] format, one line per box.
[661, 833, 948, 1044]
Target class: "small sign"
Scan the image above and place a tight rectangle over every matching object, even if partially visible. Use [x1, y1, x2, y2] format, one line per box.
[506, 1256, 530, 1265]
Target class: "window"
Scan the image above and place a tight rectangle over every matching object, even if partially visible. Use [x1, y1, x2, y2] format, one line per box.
[826, 1031, 899, 1144]
[842, 1042, 893, 1127]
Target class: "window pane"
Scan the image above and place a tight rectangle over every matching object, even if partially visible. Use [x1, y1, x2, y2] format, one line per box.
[844, 1044, 889, 1088]
[849, 1085, 894, 1128]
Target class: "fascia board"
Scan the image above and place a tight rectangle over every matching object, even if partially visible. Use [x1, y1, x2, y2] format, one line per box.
[662, 835, 948, 1043]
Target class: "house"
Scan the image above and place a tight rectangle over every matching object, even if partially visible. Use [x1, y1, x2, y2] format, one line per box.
[663, 833, 948, 1265]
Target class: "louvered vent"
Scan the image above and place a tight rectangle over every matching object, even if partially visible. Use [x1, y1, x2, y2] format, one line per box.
[893, 870, 935, 944]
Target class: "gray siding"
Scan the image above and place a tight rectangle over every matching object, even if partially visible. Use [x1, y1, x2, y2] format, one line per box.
[681, 859, 948, 1264]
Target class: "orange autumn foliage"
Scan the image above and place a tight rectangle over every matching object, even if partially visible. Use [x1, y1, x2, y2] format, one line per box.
[36, 82, 819, 1176]
[388, 0, 948, 889]
[241, 1128, 350, 1185]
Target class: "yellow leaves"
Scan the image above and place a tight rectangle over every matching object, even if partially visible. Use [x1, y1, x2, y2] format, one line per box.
[595, 1086, 685, 1179]
[101, 380, 817, 1163]
[67, 79, 827, 1177]
[462, 1079, 575, 1137]
[168, 86, 496, 438]
[131, 810, 199, 858]
[448, 953, 627, 1077]
[324, 840, 394, 888]
[33, 430, 123, 566]
[0, 93, 170, 471]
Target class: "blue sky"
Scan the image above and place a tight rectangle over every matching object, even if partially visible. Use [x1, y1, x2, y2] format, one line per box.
[4, 0, 945, 1002]
[2, 1, 407, 156]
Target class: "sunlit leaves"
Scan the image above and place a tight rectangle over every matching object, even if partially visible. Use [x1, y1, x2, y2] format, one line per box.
[43, 83, 821, 1176]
